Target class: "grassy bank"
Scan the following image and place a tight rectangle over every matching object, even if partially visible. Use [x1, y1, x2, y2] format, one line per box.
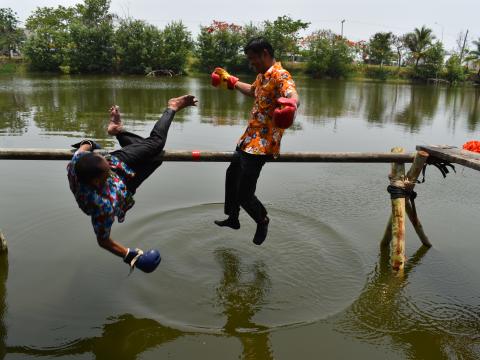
[0, 57, 27, 75]
[3, 57, 477, 86]
[281, 61, 479, 85]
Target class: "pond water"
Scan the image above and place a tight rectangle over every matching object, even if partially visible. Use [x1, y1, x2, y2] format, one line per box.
[0, 75, 479, 359]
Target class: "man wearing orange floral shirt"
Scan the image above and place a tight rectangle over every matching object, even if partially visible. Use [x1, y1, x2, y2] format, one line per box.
[212, 38, 299, 245]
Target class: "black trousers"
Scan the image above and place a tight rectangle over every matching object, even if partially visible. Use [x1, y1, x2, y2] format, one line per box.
[224, 148, 268, 224]
[110, 109, 175, 194]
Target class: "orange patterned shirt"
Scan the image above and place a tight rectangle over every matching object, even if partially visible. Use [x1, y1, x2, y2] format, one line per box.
[238, 62, 297, 156]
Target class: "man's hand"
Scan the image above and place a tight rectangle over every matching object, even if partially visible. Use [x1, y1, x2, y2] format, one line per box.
[211, 67, 239, 90]
[272, 97, 297, 129]
[71, 139, 103, 152]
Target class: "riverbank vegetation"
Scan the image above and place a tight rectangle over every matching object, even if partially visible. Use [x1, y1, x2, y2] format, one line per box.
[1, 0, 479, 85]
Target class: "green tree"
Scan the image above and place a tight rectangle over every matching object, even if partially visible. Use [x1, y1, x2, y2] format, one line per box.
[367, 32, 394, 66]
[392, 34, 407, 68]
[69, 0, 115, 73]
[24, 6, 76, 71]
[114, 19, 162, 74]
[263, 15, 310, 61]
[158, 21, 192, 74]
[465, 39, 480, 77]
[304, 30, 354, 78]
[0, 8, 24, 57]
[412, 41, 444, 80]
[242, 22, 265, 43]
[444, 54, 466, 84]
[196, 21, 245, 72]
[404, 26, 435, 67]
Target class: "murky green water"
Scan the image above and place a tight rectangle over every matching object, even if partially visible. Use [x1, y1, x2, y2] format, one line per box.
[0, 75, 479, 359]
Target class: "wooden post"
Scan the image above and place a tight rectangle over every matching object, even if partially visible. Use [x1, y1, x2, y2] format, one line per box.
[381, 215, 393, 247]
[404, 151, 432, 247]
[0, 230, 6, 253]
[381, 150, 432, 248]
[388, 147, 406, 271]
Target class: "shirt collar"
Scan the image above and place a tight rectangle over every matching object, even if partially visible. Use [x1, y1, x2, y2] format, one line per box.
[262, 62, 282, 78]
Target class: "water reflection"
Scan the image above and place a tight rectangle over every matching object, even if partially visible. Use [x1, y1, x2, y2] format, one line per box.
[0, 252, 7, 359]
[1, 76, 479, 140]
[0, 76, 192, 140]
[215, 248, 272, 360]
[394, 86, 439, 131]
[336, 246, 480, 358]
[4, 249, 273, 360]
[7, 314, 185, 360]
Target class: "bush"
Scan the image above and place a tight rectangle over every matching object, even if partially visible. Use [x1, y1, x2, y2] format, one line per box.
[195, 21, 247, 73]
[158, 21, 192, 74]
[410, 41, 444, 81]
[69, 20, 114, 73]
[68, 0, 115, 73]
[444, 54, 466, 84]
[363, 65, 391, 80]
[304, 30, 354, 78]
[114, 19, 162, 74]
[23, 6, 75, 72]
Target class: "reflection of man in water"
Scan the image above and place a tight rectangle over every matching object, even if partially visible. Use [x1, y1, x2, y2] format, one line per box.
[7, 314, 184, 360]
[216, 249, 273, 360]
[67, 95, 197, 273]
[213, 38, 299, 245]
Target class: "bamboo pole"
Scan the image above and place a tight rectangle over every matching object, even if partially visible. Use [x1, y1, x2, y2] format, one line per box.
[405, 202, 431, 247]
[404, 151, 432, 247]
[389, 147, 406, 271]
[0, 148, 416, 163]
[381, 216, 393, 247]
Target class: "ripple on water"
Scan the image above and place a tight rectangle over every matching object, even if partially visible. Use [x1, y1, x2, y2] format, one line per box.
[335, 247, 480, 356]
[121, 203, 365, 334]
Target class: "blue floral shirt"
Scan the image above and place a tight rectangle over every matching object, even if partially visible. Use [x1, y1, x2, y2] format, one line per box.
[67, 151, 136, 241]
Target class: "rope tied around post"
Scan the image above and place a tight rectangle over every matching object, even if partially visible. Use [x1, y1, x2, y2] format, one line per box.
[387, 185, 419, 225]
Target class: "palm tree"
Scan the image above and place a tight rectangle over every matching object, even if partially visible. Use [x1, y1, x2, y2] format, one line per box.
[404, 26, 435, 67]
[465, 39, 480, 77]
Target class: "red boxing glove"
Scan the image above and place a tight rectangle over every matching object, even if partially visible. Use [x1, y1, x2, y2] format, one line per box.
[211, 67, 239, 90]
[273, 97, 297, 129]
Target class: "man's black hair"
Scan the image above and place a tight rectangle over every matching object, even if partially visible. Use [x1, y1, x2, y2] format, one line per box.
[244, 37, 274, 58]
[74, 153, 107, 184]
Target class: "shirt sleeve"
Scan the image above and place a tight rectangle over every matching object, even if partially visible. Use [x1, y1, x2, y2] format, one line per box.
[276, 70, 297, 98]
[67, 151, 87, 194]
[91, 208, 115, 242]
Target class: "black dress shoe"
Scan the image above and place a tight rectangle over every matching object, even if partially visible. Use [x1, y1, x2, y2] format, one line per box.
[253, 217, 269, 245]
[214, 217, 240, 230]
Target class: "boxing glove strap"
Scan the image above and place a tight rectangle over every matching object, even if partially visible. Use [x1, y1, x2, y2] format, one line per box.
[125, 248, 144, 273]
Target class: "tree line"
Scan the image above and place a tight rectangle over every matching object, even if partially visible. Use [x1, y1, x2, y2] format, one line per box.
[1, 0, 479, 84]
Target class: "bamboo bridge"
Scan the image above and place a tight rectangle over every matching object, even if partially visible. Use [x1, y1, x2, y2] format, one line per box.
[1, 145, 477, 272]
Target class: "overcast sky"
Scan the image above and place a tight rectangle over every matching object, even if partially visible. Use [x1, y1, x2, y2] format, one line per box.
[3, 0, 478, 51]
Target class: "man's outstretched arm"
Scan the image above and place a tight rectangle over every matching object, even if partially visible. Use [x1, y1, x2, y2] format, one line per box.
[97, 236, 128, 257]
[234, 81, 255, 97]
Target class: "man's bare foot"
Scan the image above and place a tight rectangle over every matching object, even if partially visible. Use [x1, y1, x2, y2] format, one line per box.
[167, 95, 198, 112]
[107, 105, 123, 136]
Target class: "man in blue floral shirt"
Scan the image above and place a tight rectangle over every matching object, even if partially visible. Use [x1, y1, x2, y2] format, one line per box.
[67, 95, 197, 273]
